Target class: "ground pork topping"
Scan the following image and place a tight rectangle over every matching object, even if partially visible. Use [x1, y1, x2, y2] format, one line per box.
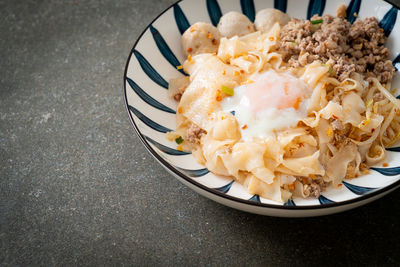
[278, 13, 395, 83]
[186, 124, 206, 144]
[330, 118, 343, 131]
[299, 176, 327, 198]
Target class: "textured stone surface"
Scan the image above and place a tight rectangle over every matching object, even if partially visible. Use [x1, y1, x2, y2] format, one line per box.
[0, 0, 399, 265]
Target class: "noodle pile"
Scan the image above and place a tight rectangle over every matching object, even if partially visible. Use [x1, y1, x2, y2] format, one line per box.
[167, 22, 400, 202]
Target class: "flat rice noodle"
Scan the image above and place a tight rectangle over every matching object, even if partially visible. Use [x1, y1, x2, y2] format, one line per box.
[244, 174, 286, 202]
[326, 142, 357, 185]
[342, 92, 365, 126]
[366, 144, 385, 165]
[282, 151, 325, 176]
[221, 142, 275, 184]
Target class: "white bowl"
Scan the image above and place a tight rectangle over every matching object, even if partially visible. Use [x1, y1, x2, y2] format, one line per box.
[124, 0, 400, 217]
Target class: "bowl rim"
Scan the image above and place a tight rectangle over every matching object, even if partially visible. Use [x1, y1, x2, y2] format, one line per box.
[123, 0, 400, 210]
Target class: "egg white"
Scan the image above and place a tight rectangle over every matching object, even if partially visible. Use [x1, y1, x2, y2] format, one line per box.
[221, 70, 311, 141]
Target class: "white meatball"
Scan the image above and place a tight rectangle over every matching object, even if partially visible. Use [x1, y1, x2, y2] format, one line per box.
[217, 11, 255, 38]
[181, 22, 221, 56]
[254, 8, 290, 33]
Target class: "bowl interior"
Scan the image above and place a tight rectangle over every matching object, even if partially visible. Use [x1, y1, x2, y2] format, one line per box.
[124, 0, 400, 210]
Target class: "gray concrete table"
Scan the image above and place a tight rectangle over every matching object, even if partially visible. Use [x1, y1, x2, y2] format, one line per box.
[1, 0, 399, 265]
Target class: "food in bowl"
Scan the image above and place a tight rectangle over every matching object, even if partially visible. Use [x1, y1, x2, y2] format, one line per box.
[166, 5, 400, 203]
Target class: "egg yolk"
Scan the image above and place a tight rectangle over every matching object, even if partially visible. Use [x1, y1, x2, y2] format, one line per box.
[243, 70, 309, 114]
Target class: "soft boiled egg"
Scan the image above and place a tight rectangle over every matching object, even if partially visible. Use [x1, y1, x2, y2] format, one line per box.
[221, 69, 312, 141]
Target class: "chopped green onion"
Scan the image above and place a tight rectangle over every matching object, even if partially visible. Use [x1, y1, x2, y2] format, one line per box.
[328, 66, 336, 76]
[175, 136, 184, 144]
[221, 85, 234, 96]
[322, 64, 336, 75]
[311, 19, 323, 25]
[292, 40, 297, 45]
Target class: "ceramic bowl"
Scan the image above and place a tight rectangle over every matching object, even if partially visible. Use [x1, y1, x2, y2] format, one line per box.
[124, 0, 400, 217]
